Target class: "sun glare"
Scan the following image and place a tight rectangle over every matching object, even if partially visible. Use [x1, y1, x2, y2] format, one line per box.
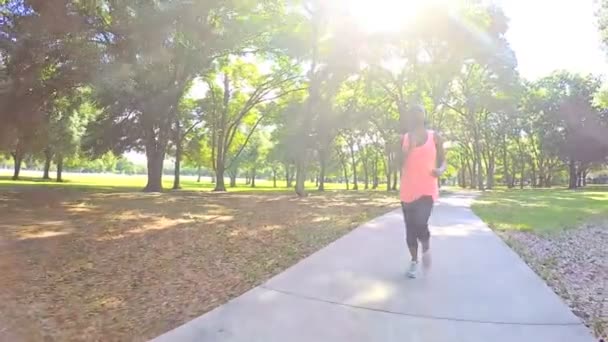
[347, 0, 449, 33]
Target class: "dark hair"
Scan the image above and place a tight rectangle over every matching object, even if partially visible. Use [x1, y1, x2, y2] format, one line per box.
[408, 104, 426, 116]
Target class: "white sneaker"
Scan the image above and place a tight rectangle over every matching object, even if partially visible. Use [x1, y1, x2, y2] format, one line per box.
[407, 261, 418, 278]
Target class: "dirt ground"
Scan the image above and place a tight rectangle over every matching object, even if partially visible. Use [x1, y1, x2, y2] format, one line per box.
[0, 189, 398, 342]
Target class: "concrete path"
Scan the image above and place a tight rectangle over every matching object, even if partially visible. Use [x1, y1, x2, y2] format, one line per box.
[153, 193, 595, 342]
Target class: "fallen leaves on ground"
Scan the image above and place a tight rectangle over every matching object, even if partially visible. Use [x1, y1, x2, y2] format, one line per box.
[0, 189, 398, 341]
[501, 224, 607, 339]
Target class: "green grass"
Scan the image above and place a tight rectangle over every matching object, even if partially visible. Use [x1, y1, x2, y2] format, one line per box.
[472, 186, 608, 233]
[0, 170, 353, 193]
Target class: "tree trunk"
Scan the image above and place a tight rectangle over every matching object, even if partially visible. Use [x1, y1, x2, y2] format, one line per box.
[530, 161, 537, 188]
[294, 11, 320, 198]
[42, 149, 52, 180]
[338, 151, 350, 190]
[250, 168, 256, 188]
[458, 168, 465, 188]
[466, 158, 474, 189]
[295, 160, 307, 196]
[318, 150, 326, 191]
[172, 149, 182, 190]
[384, 151, 391, 192]
[172, 120, 182, 190]
[473, 124, 484, 191]
[486, 157, 495, 190]
[568, 159, 577, 189]
[544, 164, 553, 187]
[392, 171, 398, 191]
[459, 159, 466, 188]
[11, 151, 23, 180]
[56, 155, 64, 183]
[537, 158, 546, 188]
[576, 169, 584, 188]
[229, 173, 237, 187]
[372, 153, 379, 189]
[502, 135, 510, 187]
[519, 162, 525, 189]
[197, 165, 202, 182]
[214, 74, 231, 192]
[363, 154, 370, 190]
[285, 167, 291, 188]
[508, 156, 516, 188]
[144, 148, 164, 192]
[214, 162, 227, 191]
[476, 156, 484, 190]
[273, 170, 277, 188]
[583, 169, 588, 187]
[213, 136, 226, 192]
[349, 144, 358, 190]
[342, 165, 350, 190]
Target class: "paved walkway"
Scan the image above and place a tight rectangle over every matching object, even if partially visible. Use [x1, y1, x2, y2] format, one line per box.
[153, 193, 595, 342]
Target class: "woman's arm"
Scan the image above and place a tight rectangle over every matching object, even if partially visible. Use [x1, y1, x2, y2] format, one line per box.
[433, 133, 447, 177]
[400, 134, 411, 171]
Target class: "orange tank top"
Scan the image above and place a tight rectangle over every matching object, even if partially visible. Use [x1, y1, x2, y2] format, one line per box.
[400, 130, 439, 203]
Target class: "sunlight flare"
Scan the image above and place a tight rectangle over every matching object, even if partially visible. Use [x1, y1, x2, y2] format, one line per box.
[346, 0, 450, 32]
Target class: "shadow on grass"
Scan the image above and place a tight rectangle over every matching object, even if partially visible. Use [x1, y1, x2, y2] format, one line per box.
[0, 183, 399, 341]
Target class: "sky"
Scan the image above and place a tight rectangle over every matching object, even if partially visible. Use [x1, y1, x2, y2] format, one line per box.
[498, 0, 608, 80]
[347, 0, 608, 80]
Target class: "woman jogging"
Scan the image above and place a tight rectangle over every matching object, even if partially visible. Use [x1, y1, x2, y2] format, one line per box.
[400, 104, 446, 278]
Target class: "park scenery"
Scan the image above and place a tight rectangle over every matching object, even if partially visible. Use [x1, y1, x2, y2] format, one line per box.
[1, 0, 607, 341]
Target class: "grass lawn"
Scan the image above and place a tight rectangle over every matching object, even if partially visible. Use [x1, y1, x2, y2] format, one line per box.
[0, 170, 349, 192]
[0, 172, 399, 341]
[471, 186, 608, 233]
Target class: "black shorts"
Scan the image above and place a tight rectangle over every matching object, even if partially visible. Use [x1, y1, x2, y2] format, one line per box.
[401, 196, 434, 247]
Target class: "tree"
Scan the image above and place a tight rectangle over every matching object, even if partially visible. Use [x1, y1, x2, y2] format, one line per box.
[334, 136, 351, 190]
[266, 144, 285, 188]
[116, 157, 137, 175]
[313, 77, 369, 191]
[44, 89, 96, 182]
[4, 123, 40, 180]
[268, 122, 297, 188]
[84, 0, 282, 192]
[1, 0, 98, 134]
[183, 130, 212, 182]
[169, 96, 200, 189]
[272, 1, 364, 196]
[1, 0, 99, 184]
[202, 58, 303, 191]
[541, 72, 606, 189]
[240, 131, 271, 188]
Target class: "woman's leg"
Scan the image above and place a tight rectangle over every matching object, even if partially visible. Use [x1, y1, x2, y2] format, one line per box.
[404, 196, 434, 261]
[415, 196, 434, 252]
[401, 202, 419, 262]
